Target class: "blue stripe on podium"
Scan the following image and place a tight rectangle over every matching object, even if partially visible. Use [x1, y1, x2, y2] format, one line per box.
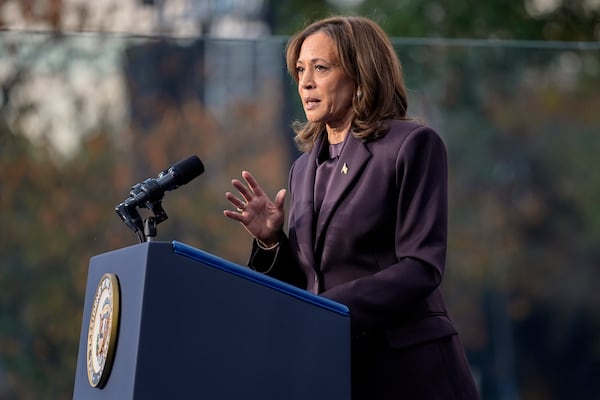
[172, 240, 349, 316]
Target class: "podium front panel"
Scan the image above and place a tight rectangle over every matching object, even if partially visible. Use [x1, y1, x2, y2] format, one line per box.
[73, 241, 350, 400]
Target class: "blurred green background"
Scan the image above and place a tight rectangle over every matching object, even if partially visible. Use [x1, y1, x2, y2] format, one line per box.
[1, 0, 599, 399]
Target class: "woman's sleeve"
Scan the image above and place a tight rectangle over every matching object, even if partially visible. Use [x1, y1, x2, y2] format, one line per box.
[248, 233, 306, 289]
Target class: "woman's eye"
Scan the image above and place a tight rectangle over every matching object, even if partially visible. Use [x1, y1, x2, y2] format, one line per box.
[315, 65, 326, 72]
[296, 66, 304, 73]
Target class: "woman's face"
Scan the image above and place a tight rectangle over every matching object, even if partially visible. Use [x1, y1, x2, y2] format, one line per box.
[296, 31, 355, 132]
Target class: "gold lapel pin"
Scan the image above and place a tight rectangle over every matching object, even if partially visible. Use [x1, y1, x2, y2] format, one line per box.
[341, 163, 349, 175]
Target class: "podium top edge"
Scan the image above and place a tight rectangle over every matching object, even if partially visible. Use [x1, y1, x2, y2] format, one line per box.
[171, 240, 350, 317]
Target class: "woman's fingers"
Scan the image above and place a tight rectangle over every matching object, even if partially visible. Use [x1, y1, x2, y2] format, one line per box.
[231, 179, 254, 203]
[223, 209, 244, 221]
[231, 171, 270, 207]
[241, 170, 266, 198]
[225, 191, 247, 212]
[274, 188, 286, 209]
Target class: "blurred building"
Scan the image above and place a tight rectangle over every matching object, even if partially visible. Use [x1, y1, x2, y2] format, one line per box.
[0, 0, 271, 38]
[0, 0, 291, 157]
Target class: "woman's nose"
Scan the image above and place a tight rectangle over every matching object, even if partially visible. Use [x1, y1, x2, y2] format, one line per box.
[299, 71, 314, 89]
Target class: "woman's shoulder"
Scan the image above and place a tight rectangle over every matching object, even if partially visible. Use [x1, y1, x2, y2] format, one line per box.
[362, 120, 446, 166]
[385, 118, 438, 136]
[374, 119, 443, 146]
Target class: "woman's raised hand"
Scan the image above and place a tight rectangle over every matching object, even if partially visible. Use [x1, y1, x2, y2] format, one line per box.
[224, 170, 286, 247]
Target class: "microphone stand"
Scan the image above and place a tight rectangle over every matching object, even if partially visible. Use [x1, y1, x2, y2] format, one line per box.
[116, 192, 169, 243]
[144, 217, 158, 242]
[142, 200, 168, 242]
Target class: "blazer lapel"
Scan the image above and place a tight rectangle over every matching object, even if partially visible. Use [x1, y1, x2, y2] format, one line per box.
[314, 135, 372, 249]
[289, 135, 320, 281]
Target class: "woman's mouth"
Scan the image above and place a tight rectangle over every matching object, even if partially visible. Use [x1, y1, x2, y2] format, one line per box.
[304, 97, 320, 110]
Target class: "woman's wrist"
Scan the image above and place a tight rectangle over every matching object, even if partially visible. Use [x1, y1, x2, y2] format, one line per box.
[256, 239, 280, 250]
[256, 232, 281, 250]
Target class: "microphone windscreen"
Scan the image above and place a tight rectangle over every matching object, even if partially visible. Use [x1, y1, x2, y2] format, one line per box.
[171, 155, 205, 185]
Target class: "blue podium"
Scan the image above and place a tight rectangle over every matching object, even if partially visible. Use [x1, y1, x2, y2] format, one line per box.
[73, 241, 350, 399]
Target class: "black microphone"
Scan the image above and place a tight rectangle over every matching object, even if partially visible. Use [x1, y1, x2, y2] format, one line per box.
[121, 155, 204, 209]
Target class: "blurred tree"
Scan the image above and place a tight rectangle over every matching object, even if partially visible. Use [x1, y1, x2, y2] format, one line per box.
[0, 33, 291, 399]
[0, 123, 127, 398]
[269, 0, 600, 41]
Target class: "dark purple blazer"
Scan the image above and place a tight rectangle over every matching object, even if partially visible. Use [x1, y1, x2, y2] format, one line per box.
[250, 119, 479, 398]
[251, 119, 456, 346]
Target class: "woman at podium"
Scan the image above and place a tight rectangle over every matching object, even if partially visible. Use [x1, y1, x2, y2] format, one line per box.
[224, 15, 479, 400]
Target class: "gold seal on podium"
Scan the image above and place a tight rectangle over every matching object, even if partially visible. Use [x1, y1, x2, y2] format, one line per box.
[86, 273, 120, 388]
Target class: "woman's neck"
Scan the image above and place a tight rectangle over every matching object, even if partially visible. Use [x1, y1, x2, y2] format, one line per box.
[327, 130, 347, 144]
[325, 112, 353, 144]
[326, 122, 351, 144]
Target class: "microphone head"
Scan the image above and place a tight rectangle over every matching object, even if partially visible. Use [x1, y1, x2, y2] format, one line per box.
[170, 155, 205, 186]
